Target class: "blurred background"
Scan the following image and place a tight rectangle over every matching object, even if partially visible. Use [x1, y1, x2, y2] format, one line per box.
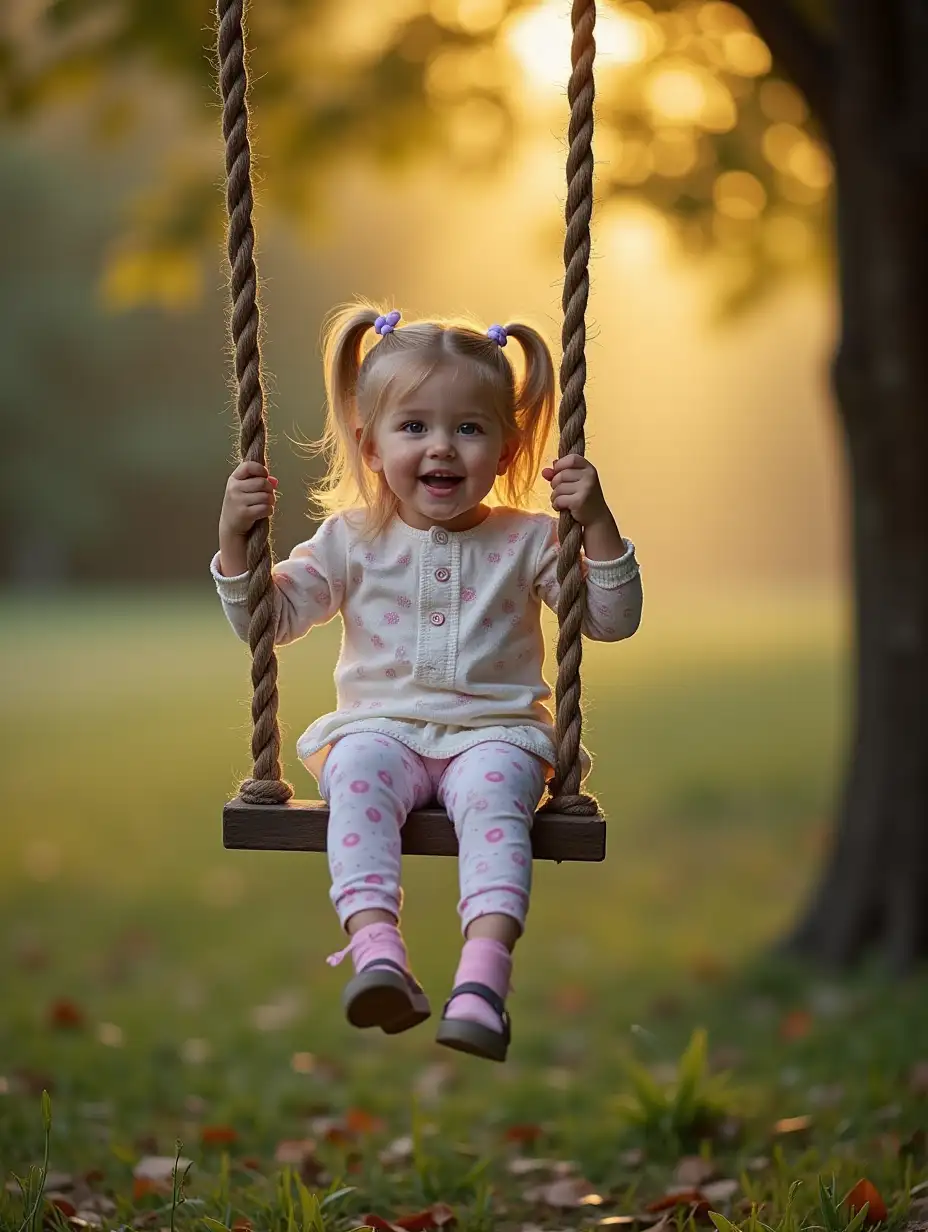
[0, 0, 842, 593]
[0, 0, 855, 1167]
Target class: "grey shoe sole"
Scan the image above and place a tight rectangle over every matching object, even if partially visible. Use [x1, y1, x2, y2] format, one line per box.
[342, 968, 431, 1034]
[435, 1016, 509, 1062]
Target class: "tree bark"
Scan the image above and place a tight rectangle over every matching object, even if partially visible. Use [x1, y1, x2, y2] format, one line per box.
[779, 0, 928, 971]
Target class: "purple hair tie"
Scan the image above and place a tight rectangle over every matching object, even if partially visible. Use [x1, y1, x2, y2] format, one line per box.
[487, 323, 508, 347]
[375, 310, 401, 336]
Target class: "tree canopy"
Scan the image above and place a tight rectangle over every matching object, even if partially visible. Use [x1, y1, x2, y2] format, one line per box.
[0, 0, 835, 311]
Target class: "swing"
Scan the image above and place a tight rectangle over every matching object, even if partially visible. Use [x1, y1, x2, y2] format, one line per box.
[216, 0, 606, 863]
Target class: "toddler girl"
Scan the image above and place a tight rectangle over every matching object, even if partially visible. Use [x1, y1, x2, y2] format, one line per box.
[211, 305, 642, 1062]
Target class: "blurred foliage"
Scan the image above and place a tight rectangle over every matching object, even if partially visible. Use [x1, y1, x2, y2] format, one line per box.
[0, 135, 236, 584]
[0, 0, 835, 313]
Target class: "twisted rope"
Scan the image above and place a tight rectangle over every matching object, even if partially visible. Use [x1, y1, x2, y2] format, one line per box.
[217, 0, 598, 818]
[543, 0, 599, 816]
[217, 0, 292, 805]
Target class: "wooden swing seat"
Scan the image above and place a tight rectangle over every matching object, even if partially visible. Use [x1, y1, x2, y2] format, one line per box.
[223, 798, 606, 862]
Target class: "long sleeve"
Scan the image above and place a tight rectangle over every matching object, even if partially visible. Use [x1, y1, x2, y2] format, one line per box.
[209, 515, 346, 647]
[532, 515, 642, 642]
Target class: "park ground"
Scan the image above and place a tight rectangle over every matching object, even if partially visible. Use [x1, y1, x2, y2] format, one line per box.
[2, 591, 928, 1232]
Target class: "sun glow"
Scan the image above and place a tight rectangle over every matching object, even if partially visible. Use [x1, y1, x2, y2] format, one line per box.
[505, 1, 656, 91]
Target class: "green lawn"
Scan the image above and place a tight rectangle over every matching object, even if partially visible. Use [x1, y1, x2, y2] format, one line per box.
[2, 589, 926, 1232]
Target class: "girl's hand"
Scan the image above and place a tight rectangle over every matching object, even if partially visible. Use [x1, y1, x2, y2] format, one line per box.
[541, 454, 610, 527]
[219, 460, 278, 539]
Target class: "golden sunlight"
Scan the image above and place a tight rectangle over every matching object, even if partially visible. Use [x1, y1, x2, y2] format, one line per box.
[505, 1, 655, 91]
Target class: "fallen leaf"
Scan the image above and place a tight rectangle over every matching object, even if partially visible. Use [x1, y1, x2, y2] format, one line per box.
[131, 1179, 169, 1202]
[508, 1158, 564, 1176]
[779, 1009, 813, 1041]
[274, 1140, 317, 1165]
[552, 984, 590, 1015]
[524, 1177, 599, 1209]
[505, 1124, 544, 1145]
[201, 1125, 238, 1146]
[361, 1217, 404, 1232]
[132, 1156, 192, 1183]
[909, 1061, 928, 1096]
[846, 1179, 887, 1224]
[772, 1115, 812, 1136]
[395, 1203, 456, 1230]
[231, 1222, 252, 1232]
[702, 1180, 739, 1204]
[673, 1158, 717, 1187]
[48, 999, 85, 1030]
[646, 1191, 710, 1215]
[46, 1197, 78, 1218]
[346, 1107, 385, 1135]
[379, 1136, 414, 1166]
[70, 1212, 103, 1229]
[291, 1052, 316, 1074]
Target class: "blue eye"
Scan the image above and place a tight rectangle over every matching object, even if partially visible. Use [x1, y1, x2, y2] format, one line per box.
[459, 423, 482, 435]
[401, 421, 426, 434]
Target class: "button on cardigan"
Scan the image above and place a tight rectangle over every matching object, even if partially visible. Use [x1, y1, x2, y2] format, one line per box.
[210, 507, 642, 783]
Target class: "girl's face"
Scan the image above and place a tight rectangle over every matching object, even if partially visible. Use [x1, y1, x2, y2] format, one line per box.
[363, 362, 515, 531]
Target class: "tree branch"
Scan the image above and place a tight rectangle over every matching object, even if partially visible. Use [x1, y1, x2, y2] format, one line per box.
[736, 0, 836, 139]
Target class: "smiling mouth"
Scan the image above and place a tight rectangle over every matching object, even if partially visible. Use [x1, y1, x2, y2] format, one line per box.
[419, 472, 464, 493]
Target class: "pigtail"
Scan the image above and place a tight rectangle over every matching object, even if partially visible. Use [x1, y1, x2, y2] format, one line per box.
[499, 322, 556, 506]
[310, 302, 382, 522]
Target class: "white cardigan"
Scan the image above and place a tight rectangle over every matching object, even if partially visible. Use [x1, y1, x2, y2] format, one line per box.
[210, 506, 641, 782]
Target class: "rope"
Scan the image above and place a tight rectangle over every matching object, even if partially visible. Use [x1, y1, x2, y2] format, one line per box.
[217, 0, 293, 805]
[216, 0, 599, 817]
[543, 0, 599, 816]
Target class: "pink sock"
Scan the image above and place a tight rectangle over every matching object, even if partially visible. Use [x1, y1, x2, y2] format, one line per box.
[327, 921, 411, 977]
[445, 937, 512, 1034]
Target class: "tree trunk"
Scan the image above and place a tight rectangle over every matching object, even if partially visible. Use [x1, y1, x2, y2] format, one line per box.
[780, 4, 928, 970]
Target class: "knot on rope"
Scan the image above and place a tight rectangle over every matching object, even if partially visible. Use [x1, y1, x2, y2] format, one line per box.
[239, 776, 294, 805]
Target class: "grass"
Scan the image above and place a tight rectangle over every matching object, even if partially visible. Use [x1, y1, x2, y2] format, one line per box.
[2, 587, 927, 1232]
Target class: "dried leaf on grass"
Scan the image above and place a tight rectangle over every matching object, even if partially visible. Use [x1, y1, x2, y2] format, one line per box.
[508, 1158, 576, 1177]
[379, 1136, 415, 1167]
[362, 1203, 455, 1231]
[673, 1157, 717, 1187]
[523, 1176, 602, 1209]
[131, 1155, 192, 1201]
[646, 1190, 712, 1222]
[701, 1180, 739, 1204]
[48, 999, 85, 1030]
[772, 1115, 812, 1136]
[779, 1009, 813, 1041]
[505, 1124, 545, 1145]
[846, 1179, 887, 1224]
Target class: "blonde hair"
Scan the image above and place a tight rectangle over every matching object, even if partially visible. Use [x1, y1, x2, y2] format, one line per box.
[308, 299, 556, 536]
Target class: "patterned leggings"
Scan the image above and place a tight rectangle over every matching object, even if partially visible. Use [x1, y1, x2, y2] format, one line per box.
[320, 734, 547, 934]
